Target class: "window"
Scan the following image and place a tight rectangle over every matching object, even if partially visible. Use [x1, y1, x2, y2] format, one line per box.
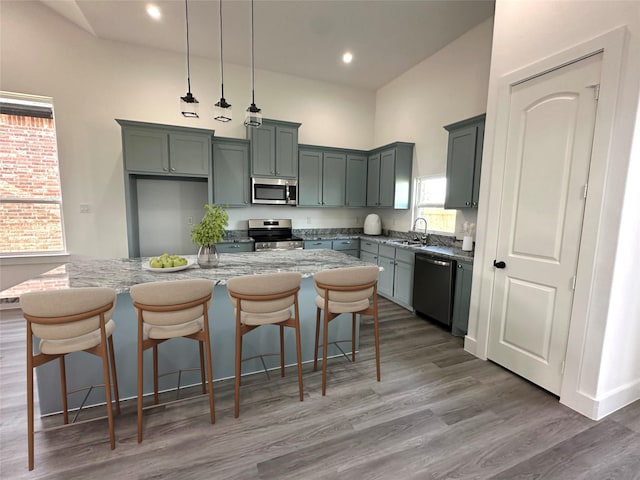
[413, 176, 456, 234]
[0, 93, 66, 255]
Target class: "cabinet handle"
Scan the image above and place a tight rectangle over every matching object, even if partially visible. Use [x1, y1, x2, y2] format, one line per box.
[275, 171, 279, 175]
[231, 244, 241, 248]
[170, 167, 176, 172]
[162, 167, 169, 172]
[472, 201, 478, 207]
[465, 201, 470, 206]
[458, 264, 462, 269]
[313, 242, 322, 245]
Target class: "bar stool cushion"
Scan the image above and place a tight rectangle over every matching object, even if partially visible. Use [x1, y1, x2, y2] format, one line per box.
[143, 318, 204, 339]
[21, 288, 116, 340]
[227, 272, 301, 317]
[313, 266, 379, 309]
[314, 296, 370, 314]
[40, 319, 116, 355]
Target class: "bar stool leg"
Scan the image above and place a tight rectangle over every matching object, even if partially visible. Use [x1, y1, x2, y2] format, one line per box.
[100, 336, 115, 450]
[59, 356, 69, 425]
[234, 320, 242, 418]
[280, 325, 285, 377]
[321, 309, 330, 396]
[108, 336, 121, 415]
[153, 345, 159, 405]
[294, 301, 303, 401]
[313, 308, 321, 371]
[27, 326, 35, 471]
[352, 313, 357, 363]
[199, 341, 206, 394]
[373, 296, 381, 382]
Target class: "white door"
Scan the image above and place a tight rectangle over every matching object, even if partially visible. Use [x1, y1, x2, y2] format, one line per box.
[487, 53, 602, 395]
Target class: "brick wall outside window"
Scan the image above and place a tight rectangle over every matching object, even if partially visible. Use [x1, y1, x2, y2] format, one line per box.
[0, 113, 64, 253]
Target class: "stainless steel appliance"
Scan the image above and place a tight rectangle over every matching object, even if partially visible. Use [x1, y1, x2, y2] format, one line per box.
[251, 177, 297, 205]
[412, 252, 456, 328]
[248, 219, 303, 251]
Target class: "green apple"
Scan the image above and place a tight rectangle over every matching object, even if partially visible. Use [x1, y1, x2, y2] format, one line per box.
[149, 257, 163, 268]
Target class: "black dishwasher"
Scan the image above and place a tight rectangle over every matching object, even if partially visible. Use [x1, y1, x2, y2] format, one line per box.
[413, 253, 456, 328]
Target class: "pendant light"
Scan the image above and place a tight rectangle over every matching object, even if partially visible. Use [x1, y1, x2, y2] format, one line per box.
[244, 0, 262, 127]
[180, 0, 199, 118]
[214, 0, 232, 122]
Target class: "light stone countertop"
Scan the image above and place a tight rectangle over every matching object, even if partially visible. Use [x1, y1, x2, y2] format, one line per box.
[61, 249, 370, 294]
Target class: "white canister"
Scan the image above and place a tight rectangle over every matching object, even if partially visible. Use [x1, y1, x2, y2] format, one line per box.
[462, 236, 473, 251]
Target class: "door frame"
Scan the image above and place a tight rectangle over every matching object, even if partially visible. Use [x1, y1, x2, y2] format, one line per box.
[467, 27, 627, 419]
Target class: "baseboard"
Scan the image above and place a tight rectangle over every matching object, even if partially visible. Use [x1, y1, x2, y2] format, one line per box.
[561, 378, 640, 420]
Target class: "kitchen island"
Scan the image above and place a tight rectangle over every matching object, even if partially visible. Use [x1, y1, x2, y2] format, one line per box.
[35, 249, 370, 415]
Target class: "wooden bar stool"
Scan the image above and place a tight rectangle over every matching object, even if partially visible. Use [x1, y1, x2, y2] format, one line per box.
[129, 279, 215, 442]
[313, 266, 381, 395]
[21, 287, 120, 471]
[227, 272, 303, 418]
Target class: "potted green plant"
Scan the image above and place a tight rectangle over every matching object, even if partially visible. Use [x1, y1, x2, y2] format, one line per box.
[191, 204, 229, 268]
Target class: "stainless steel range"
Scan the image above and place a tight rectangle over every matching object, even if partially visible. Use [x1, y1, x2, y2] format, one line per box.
[248, 219, 304, 251]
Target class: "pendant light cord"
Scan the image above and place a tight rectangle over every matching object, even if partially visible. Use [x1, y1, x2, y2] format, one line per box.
[219, 0, 225, 97]
[185, 0, 193, 94]
[250, 0, 255, 105]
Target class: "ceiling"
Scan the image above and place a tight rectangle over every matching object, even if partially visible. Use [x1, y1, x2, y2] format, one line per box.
[41, 0, 495, 90]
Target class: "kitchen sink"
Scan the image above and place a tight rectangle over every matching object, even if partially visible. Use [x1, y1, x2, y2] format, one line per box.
[388, 239, 423, 246]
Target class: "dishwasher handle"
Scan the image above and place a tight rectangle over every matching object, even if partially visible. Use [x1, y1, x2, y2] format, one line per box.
[418, 256, 451, 267]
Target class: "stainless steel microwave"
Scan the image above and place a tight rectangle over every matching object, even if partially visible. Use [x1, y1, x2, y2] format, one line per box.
[251, 177, 297, 206]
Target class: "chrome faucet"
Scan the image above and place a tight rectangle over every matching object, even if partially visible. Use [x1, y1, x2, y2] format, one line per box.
[412, 217, 428, 245]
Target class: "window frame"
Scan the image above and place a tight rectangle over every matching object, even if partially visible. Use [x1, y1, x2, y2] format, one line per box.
[412, 175, 457, 236]
[0, 92, 67, 257]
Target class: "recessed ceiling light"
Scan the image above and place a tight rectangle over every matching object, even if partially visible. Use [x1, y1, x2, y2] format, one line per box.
[146, 4, 161, 20]
[342, 52, 353, 64]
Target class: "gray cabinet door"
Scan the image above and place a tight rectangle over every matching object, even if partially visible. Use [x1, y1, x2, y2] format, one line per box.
[123, 128, 169, 173]
[378, 255, 395, 297]
[322, 152, 346, 206]
[393, 255, 415, 309]
[298, 149, 323, 206]
[169, 132, 210, 175]
[250, 123, 276, 176]
[346, 154, 367, 207]
[472, 122, 484, 207]
[213, 139, 249, 207]
[216, 242, 254, 253]
[304, 240, 332, 249]
[444, 125, 476, 208]
[367, 153, 381, 207]
[444, 114, 485, 209]
[452, 260, 473, 336]
[275, 125, 298, 178]
[378, 148, 396, 207]
[359, 251, 378, 264]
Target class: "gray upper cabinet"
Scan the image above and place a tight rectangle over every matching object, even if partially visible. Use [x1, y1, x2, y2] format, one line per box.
[117, 119, 213, 177]
[346, 154, 367, 207]
[444, 114, 485, 209]
[247, 119, 301, 178]
[212, 137, 250, 207]
[367, 142, 414, 209]
[298, 147, 346, 207]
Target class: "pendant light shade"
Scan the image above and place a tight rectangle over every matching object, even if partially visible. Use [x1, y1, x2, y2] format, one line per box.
[214, 0, 232, 122]
[244, 0, 262, 127]
[180, 0, 199, 118]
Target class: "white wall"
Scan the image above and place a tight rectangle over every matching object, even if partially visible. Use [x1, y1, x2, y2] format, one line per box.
[373, 19, 494, 238]
[469, 0, 640, 419]
[0, 1, 376, 258]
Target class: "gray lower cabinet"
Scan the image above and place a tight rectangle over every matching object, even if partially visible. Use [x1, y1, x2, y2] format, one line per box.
[346, 154, 367, 207]
[452, 260, 473, 336]
[367, 142, 414, 208]
[332, 238, 359, 258]
[212, 137, 250, 207]
[304, 240, 332, 249]
[304, 238, 360, 258]
[216, 241, 254, 253]
[378, 245, 415, 310]
[444, 114, 485, 209]
[359, 240, 379, 265]
[117, 119, 213, 176]
[247, 119, 301, 179]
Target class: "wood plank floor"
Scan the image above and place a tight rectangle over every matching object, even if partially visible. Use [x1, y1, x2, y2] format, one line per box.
[1, 298, 638, 479]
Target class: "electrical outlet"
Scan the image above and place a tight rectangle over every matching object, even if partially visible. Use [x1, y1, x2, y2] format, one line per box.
[355, 216, 360, 225]
[306, 216, 311, 225]
[187, 216, 193, 225]
[79, 203, 90, 213]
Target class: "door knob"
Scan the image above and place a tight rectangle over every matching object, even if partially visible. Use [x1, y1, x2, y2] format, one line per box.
[493, 260, 506, 269]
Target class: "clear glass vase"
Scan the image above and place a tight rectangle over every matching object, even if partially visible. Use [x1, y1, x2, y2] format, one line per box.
[197, 245, 219, 269]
